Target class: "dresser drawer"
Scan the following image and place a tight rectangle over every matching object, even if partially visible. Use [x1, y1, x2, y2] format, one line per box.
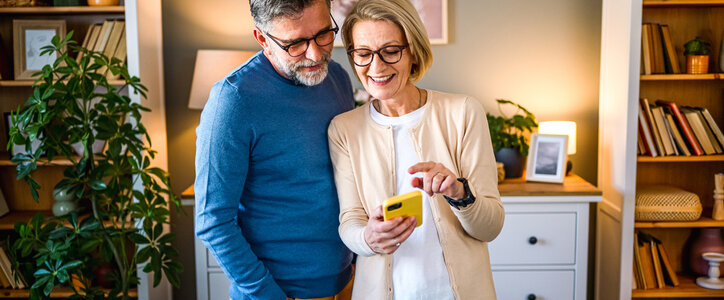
[207, 248, 220, 267]
[488, 212, 577, 265]
[493, 270, 574, 300]
[208, 272, 231, 300]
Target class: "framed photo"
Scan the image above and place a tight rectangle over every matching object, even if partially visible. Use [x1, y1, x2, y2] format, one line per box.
[332, 0, 448, 46]
[4, 112, 42, 158]
[525, 133, 569, 183]
[12, 19, 66, 80]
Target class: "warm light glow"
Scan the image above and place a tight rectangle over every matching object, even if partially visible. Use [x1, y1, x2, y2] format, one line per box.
[538, 121, 577, 155]
[188, 50, 257, 110]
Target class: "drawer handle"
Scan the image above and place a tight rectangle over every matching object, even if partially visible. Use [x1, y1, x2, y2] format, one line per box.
[527, 294, 536, 300]
[528, 236, 538, 245]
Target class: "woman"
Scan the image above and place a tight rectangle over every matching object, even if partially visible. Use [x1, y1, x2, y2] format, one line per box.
[327, 0, 504, 299]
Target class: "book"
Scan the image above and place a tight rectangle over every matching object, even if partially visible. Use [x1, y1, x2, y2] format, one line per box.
[650, 239, 665, 288]
[651, 23, 666, 74]
[660, 25, 680, 73]
[92, 20, 114, 53]
[78, 24, 101, 64]
[99, 20, 125, 76]
[639, 108, 658, 156]
[656, 100, 704, 156]
[107, 29, 127, 79]
[698, 107, 724, 151]
[664, 111, 691, 156]
[682, 107, 715, 154]
[641, 99, 665, 155]
[651, 106, 676, 155]
[0, 246, 14, 289]
[638, 234, 657, 289]
[75, 25, 95, 63]
[633, 232, 647, 289]
[641, 24, 653, 75]
[655, 240, 679, 286]
[695, 109, 723, 153]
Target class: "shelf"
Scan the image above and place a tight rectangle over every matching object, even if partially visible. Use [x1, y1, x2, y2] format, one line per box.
[637, 155, 724, 162]
[640, 74, 723, 80]
[644, 0, 724, 7]
[0, 6, 124, 14]
[0, 80, 126, 87]
[635, 217, 724, 228]
[0, 210, 135, 230]
[632, 273, 724, 298]
[0, 286, 136, 298]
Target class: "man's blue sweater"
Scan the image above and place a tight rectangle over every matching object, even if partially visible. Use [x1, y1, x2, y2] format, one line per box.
[195, 51, 354, 300]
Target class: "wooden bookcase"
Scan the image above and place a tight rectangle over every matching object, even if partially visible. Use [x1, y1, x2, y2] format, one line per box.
[0, 2, 168, 299]
[632, 1, 724, 298]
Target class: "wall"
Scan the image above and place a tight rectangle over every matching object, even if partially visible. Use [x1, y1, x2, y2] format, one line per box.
[161, 0, 602, 299]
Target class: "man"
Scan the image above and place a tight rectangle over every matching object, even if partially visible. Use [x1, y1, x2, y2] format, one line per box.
[194, 0, 354, 299]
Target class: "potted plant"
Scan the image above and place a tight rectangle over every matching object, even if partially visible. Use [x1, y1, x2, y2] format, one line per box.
[7, 32, 181, 299]
[486, 99, 538, 178]
[684, 36, 712, 74]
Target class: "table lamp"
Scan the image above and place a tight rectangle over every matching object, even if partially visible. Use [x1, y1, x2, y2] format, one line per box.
[188, 49, 257, 109]
[538, 121, 577, 175]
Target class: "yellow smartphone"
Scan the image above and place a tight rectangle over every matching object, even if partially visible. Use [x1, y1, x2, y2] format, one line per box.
[382, 190, 423, 227]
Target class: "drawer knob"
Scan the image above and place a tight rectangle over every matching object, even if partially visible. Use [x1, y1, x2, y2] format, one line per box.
[528, 236, 538, 245]
[527, 294, 536, 300]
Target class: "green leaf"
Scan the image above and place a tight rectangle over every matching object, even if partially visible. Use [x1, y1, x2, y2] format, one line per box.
[89, 180, 107, 191]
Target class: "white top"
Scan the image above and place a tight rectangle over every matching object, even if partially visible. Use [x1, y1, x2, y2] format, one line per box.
[370, 99, 454, 300]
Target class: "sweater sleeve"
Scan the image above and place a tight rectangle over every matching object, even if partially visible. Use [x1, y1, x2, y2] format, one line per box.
[450, 97, 505, 242]
[328, 119, 377, 257]
[194, 81, 287, 300]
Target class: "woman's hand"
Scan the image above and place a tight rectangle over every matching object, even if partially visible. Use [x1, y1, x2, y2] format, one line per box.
[409, 162, 465, 199]
[364, 206, 417, 255]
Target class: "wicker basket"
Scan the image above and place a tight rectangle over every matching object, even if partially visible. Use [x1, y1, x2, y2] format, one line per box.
[635, 185, 702, 221]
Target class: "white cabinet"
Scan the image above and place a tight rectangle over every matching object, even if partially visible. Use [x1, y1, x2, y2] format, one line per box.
[492, 175, 601, 300]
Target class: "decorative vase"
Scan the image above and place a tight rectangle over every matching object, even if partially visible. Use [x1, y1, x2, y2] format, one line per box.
[52, 186, 77, 216]
[494, 148, 525, 178]
[686, 55, 709, 74]
[87, 0, 119, 6]
[689, 228, 724, 275]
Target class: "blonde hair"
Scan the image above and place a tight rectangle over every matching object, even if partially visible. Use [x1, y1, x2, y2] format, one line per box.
[341, 0, 433, 82]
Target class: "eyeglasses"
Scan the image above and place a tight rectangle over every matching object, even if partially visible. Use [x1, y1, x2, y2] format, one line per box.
[346, 45, 408, 67]
[264, 15, 339, 57]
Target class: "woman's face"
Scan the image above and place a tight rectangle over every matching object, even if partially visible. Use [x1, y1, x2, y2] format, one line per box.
[350, 20, 414, 101]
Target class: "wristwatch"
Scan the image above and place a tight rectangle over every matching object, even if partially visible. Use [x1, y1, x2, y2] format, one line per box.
[444, 177, 476, 210]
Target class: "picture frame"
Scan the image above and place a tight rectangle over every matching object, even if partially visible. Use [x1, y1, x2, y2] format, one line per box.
[525, 133, 569, 183]
[12, 19, 66, 80]
[332, 0, 448, 46]
[4, 112, 42, 158]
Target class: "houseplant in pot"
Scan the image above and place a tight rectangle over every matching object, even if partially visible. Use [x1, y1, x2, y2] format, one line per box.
[7, 32, 181, 299]
[684, 36, 712, 74]
[486, 99, 538, 178]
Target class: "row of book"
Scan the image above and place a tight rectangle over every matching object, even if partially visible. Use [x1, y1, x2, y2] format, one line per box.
[633, 232, 679, 290]
[0, 243, 24, 289]
[637, 98, 724, 157]
[76, 19, 127, 79]
[641, 23, 681, 75]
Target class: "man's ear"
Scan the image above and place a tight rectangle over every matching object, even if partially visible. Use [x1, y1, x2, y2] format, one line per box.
[253, 27, 272, 56]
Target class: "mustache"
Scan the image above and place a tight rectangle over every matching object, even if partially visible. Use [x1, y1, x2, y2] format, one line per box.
[293, 53, 331, 68]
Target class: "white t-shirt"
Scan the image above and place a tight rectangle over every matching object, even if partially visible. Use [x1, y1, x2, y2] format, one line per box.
[370, 100, 454, 300]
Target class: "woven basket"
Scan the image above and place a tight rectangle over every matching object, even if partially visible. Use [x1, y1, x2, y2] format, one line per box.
[635, 185, 702, 221]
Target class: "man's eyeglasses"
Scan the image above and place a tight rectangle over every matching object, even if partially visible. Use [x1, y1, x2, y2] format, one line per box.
[346, 45, 408, 67]
[264, 15, 339, 57]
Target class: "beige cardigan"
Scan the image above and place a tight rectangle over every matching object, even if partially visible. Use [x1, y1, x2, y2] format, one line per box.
[327, 90, 504, 300]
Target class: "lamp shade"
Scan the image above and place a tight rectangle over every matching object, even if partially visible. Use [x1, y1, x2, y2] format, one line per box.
[538, 121, 577, 155]
[188, 50, 256, 109]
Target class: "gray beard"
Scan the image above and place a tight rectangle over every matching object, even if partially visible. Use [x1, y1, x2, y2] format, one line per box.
[272, 52, 331, 86]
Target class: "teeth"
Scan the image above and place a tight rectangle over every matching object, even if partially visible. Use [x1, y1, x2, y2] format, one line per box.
[370, 75, 392, 82]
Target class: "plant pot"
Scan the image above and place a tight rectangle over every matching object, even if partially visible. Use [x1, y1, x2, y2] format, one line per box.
[87, 0, 119, 6]
[494, 148, 525, 178]
[686, 55, 709, 74]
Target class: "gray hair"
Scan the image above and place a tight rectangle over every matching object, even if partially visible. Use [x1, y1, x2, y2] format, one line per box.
[249, 0, 331, 31]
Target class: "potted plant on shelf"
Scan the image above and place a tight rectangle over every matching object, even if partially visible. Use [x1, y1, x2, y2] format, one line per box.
[684, 36, 712, 74]
[7, 32, 181, 299]
[486, 99, 538, 178]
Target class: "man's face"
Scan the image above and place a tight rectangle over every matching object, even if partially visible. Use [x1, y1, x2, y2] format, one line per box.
[262, 1, 334, 86]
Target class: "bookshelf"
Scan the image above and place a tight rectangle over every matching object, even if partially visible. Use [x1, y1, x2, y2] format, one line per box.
[0, 1, 169, 299]
[597, 0, 724, 299]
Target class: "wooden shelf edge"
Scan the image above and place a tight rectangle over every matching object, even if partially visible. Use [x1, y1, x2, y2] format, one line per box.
[0, 286, 136, 298]
[632, 273, 724, 298]
[638, 155, 724, 162]
[0, 6, 124, 14]
[644, 0, 724, 7]
[640, 74, 723, 80]
[635, 217, 724, 228]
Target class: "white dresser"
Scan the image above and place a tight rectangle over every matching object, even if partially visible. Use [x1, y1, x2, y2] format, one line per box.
[490, 175, 601, 300]
[189, 175, 601, 300]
